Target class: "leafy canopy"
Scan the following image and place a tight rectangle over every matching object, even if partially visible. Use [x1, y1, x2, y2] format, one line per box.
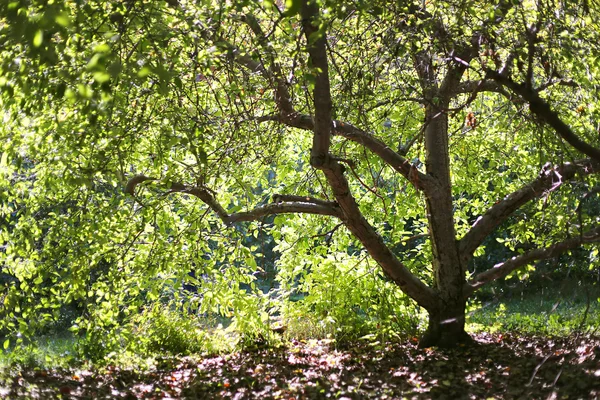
[1, 0, 599, 350]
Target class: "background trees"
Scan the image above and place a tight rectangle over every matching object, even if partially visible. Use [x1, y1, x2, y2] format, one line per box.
[1, 0, 599, 349]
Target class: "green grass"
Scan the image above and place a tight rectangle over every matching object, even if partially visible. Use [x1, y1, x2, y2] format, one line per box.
[0, 334, 79, 374]
[467, 282, 600, 335]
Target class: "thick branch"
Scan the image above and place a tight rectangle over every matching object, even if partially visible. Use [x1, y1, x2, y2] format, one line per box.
[464, 226, 600, 296]
[301, 0, 332, 168]
[487, 70, 600, 162]
[296, 1, 438, 310]
[459, 159, 599, 264]
[454, 79, 510, 97]
[272, 194, 336, 207]
[255, 114, 435, 191]
[183, 186, 341, 224]
[225, 202, 341, 223]
[124, 175, 156, 196]
[334, 121, 436, 191]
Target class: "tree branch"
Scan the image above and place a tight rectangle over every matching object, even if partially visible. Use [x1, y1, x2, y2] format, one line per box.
[225, 202, 341, 223]
[227, 17, 434, 192]
[333, 121, 436, 191]
[464, 226, 600, 296]
[123, 175, 156, 196]
[453, 79, 511, 97]
[253, 113, 435, 192]
[487, 70, 600, 162]
[238, 13, 296, 116]
[453, 78, 575, 103]
[301, 0, 332, 168]
[297, 0, 438, 310]
[458, 159, 599, 264]
[124, 176, 342, 223]
[272, 194, 337, 207]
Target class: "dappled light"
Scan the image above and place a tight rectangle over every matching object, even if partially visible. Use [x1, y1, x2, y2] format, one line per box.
[1, 0, 600, 397]
[2, 334, 599, 398]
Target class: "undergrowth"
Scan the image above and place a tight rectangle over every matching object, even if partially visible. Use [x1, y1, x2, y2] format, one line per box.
[2, 281, 598, 374]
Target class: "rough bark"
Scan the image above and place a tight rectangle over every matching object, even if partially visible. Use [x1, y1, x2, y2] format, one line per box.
[420, 108, 468, 346]
[415, 56, 471, 346]
[419, 299, 473, 348]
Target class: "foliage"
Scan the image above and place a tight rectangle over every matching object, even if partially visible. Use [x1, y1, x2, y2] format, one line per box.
[275, 235, 424, 341]
[1, 0, 600, 350]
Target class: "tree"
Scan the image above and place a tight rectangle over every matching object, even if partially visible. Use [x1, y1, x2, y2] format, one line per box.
[1, 0, 600, 348]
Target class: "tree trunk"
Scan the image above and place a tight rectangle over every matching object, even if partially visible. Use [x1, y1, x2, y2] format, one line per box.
[419, 298, 472, 348]
[418, 97, 472, 348]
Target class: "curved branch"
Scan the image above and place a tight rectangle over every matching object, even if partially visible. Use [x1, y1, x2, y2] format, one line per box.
[459, 159, 599, 264]
[334, 121, 436, 191]
[226, 18, 434, 192]
[125, 178, 342, 223]
[464, 225, 600, 297]
[238, 13, 296, 116]
[124, 175, 156, 196]
[253, 113, 435, 192]
[226, 202, 341, 223]
[487, 70, 600, 162]
[183, 186, 342, 224]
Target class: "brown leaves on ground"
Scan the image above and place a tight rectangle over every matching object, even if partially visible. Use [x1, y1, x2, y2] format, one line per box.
[2, 333, 599, 399]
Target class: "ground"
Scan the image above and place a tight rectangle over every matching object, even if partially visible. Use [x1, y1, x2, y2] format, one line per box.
[1, 333, 599, 399]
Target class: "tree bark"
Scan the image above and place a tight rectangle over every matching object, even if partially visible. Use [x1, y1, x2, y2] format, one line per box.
[422, 107, 467, 346]
[419, 298, 472, 348]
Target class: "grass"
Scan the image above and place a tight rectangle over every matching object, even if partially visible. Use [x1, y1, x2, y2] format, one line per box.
[2, 280, 598, 375]
[0, 334, 79, 374]
[467, 281, 600, 336]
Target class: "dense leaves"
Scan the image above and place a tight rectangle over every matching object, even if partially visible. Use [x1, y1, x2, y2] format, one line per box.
[1, 0, 600, 355]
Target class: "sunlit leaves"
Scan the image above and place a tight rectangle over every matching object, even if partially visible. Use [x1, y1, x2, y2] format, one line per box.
[284, 0, 302, 16]
[32, 30, 43, 47]
[0, 0, 599, 354]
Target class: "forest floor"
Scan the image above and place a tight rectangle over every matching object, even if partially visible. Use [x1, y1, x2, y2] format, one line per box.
[1, 332, 599, 399]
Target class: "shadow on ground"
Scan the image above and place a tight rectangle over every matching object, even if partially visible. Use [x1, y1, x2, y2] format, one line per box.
[2, 333, 599, 399]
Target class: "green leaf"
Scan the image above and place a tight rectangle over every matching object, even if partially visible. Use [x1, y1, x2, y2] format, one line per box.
[93, 43, 111, 53]
[3, 339, 8, 349]
[137, 66, 152, 78]
[33, 30, 43, 47]
[86, 53, 103, 70]
[55, 13, 71, 27]
[245, 256, 257, 269]
[284, 0, 302, 16]
[93, 72, 111, 84]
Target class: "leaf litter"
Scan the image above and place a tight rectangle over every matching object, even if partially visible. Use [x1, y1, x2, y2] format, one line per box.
[1, 333, 599, 399]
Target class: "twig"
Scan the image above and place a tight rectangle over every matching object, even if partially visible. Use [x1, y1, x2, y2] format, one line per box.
[527, 354, 551, 386]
